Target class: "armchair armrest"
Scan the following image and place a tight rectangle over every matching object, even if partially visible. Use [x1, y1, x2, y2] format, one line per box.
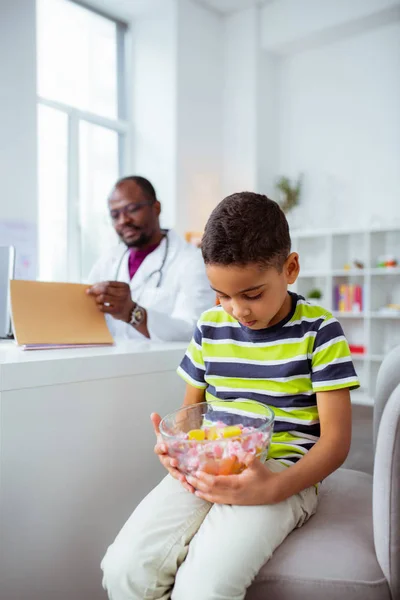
[373, 383, 400, 599]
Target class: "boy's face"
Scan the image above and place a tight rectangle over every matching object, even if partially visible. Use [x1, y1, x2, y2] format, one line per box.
[206, 253, 300, 330]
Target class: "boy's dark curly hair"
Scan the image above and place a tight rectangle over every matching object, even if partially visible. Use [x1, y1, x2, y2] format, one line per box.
[201, 192, 291, 271]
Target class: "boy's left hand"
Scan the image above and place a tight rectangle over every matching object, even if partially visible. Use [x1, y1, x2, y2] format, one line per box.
[186, 458, 280, 505]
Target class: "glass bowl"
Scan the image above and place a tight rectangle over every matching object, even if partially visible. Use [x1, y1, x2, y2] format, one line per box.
[159, 400, 274, 476]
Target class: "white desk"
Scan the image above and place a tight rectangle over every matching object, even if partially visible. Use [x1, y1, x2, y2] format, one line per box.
[0, 340, 187, 600]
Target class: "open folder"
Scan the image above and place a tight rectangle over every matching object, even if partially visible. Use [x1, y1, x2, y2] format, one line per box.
[10, 280, 114, 350]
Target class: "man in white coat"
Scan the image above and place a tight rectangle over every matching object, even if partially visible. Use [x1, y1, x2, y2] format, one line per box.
[87, 176, 214, 341]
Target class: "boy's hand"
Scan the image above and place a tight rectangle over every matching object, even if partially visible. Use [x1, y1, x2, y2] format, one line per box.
[186, 458, 280, 505]
[151, 413, 195, 494]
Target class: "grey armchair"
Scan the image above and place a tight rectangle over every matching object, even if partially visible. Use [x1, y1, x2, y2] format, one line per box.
[246, 346, 400, 600]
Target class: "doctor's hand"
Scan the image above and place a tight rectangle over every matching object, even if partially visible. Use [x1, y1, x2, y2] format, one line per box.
[151, 413, 195, 494]
[86, 281, 134, 322]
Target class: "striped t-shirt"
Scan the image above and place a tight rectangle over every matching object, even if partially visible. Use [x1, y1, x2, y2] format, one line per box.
[177, 293, 359, 466]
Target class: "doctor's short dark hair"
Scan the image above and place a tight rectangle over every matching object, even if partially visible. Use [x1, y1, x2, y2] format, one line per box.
[115, 175, 157, 203]
[201, 192, 291, 271]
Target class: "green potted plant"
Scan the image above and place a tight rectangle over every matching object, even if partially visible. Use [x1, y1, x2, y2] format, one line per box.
[276, 175, 302, 214]
[307, 288, 323, 305]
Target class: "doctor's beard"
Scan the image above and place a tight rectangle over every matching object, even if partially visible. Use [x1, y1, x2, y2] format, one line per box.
[120, 226, 153, 248]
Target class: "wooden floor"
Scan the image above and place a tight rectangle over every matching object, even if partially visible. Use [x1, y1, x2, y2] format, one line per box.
[343, 403, 374, 475]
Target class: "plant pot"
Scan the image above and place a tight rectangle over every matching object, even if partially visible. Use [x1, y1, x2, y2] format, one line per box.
[307, 297, 323, 306]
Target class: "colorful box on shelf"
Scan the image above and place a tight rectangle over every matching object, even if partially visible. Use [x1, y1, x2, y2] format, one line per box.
[378, 304, 400, 315]
[333, 284, 363, 312]
[376, 255, 398, 268]
[185, 231, 203, 247]
[349, 344, 366, 355]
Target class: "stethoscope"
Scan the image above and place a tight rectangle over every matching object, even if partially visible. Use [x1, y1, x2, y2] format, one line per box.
[114, 231, 170, 300]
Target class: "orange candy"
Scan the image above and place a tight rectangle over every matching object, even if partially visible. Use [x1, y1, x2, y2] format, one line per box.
[202, 460, 220, 475]
[217, 456, 237, 475]
[202, 456, 245, 476]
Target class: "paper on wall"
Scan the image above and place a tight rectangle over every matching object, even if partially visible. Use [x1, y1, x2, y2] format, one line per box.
[0, 219, 37, 280]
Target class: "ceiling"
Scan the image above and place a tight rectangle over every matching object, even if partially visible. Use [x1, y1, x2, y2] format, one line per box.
[84, 0, 274, 21]
[193, 0, 273, 13]
[83, 0, 169, 21]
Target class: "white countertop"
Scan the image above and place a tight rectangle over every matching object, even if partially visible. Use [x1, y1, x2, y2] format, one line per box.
[0, 339, 187, 391]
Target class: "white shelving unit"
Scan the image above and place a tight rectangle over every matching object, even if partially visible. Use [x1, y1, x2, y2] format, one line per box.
[290, 226, 400, 402]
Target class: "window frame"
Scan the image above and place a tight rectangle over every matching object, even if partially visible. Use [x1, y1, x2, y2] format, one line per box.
[37, 0, 130, 282]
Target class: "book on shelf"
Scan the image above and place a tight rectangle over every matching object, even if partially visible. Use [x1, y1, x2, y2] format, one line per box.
[334, 284, 363, 313]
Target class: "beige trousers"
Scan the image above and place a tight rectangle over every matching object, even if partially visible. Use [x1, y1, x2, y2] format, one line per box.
[101, 459, 318, 600]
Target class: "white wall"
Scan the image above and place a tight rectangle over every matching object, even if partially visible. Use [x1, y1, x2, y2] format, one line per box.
[256, 52, 281, 199]
[276, 21, 400, 229]
[220, 7, 284, 202]
[131, 0, 223, 235]
[175, 0, 223, 234]
[221, 8, 258, 198]
[130, 0, 178, 229]
[0, 0, 37, 223]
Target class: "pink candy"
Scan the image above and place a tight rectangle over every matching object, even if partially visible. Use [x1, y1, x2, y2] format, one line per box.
[166, 420, 272, 476]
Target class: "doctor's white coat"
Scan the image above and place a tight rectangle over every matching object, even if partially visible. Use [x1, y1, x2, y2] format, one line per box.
[88, 230, 215, 342]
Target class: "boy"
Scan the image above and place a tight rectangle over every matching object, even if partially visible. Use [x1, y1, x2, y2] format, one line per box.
[101, 192, 359, 600]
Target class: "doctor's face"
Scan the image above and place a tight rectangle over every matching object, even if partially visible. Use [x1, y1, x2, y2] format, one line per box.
[109, 181, 161, 248]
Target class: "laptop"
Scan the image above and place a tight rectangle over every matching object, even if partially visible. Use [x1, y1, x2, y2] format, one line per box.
[0, 246, 15, 338]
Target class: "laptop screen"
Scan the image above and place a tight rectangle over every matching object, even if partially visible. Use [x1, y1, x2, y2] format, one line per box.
[0, 246, 16, 338]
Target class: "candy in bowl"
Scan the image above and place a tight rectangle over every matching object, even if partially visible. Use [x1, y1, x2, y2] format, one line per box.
[159, 400, 274, 476]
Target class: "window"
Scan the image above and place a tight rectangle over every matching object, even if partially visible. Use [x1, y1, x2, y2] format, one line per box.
[37, 0, 128, 282]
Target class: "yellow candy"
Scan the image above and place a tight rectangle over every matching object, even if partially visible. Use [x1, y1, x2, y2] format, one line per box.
[188, 429, 206, 441]
[221, 426, 242, 438]
[206, 426, 219, 441]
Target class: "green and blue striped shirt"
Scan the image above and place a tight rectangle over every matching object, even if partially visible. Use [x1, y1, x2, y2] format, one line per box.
[177, 293, 359, 465]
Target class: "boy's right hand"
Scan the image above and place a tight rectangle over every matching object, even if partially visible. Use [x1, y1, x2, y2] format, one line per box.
[151, 413, 195, 493]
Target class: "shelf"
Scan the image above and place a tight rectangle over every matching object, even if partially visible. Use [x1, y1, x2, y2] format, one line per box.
[333, 311, 400, 319]
[299, 267, 400, 277]
[336, 313, 364, 318]
[298, 270, 328, 278]
[291, 225, 400, 398]
[368, 312, 400, 319]
[300, 268, 400, 277]
[290, 224, 400, 238]
[369, 267, 400, 275]
[370, 354, 384, 362]
[350, 354, 385, 362]
[332, 269, 364, 277]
